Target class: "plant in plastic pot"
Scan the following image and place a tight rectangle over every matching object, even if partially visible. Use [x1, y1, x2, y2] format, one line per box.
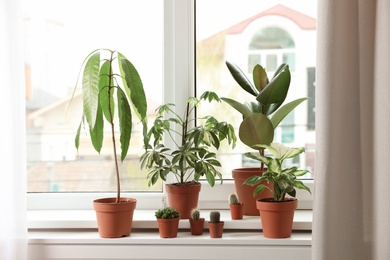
[221, 61, 308, 215]
[68, 49, 148, 238]
[140, 91, 236, 218]
[244, 142, 311, 238]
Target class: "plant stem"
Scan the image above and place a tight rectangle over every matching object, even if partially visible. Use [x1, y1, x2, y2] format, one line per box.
[107, 51, 121, 203]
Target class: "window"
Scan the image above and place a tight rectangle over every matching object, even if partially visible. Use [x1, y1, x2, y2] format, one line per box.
[24, 0, 163, 195]
[196, 0, 316, 179]
[26, 0, 315, 211]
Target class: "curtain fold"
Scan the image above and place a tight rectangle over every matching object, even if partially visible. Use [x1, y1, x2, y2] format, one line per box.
[0, 0, 27, 259]
[313, 0, 390, 259]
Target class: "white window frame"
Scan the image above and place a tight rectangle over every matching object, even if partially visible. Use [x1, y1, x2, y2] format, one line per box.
[27, 0, 314, 211]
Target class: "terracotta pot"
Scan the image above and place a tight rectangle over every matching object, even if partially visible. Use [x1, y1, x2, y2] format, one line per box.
[229, 203, 245, 220]
[189, 218, 205, 235]
[232, 167, 273, 216]
[157, 218, 180, 238]
[256, 198, 298, 238]
[93, 197, 137, 238]
[208, 222, 224, 238]
[165, 182, 201, 219]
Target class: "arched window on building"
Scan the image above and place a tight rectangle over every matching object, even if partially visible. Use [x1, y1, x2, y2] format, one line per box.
[248, 27, 295, 73]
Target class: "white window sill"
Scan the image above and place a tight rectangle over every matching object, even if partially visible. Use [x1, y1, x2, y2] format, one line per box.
[27, 209, 312, 230]
[28, 210, 312, 259]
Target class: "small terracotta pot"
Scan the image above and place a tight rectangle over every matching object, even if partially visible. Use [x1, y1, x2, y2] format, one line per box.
[230, 203, 245, 220]
[256, 198, 298, 238]
[189, 218, 205, 235]
[232, 168, 273, 216]
[157, 218, 180, 238]
[166, 182, 201, 219]
[93, 197, 137, 238]
[208, 222, 224, 238]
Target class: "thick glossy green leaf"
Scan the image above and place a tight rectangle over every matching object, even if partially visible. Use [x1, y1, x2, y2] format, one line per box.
[98, 60, 115, 122]
[118, 53, 147, 121]
[270, 98, 308, 128]
[252, 64, 268, 92]
[256, 64, 291, 115]
[89, 100, 104, 153]
[239, 113, 274, 147]
[82, 51, 100, 129]
[226, 61, 258, 96]
[117, 87, 132, 161]
[221, 97, 253, 118]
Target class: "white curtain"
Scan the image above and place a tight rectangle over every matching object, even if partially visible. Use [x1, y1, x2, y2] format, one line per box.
[313, 0, 390, 259]
[0, 0, 27, 259]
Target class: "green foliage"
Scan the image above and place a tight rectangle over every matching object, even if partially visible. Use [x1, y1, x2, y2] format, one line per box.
[155, 207, 180, 219]
[68, 49, 148, 203]
[209, 210, 221, 223]
[228, 193, 239, 205]
[222, 61, 307, 154]
[244, 143, 311, 201]
[140, 91, 237, 187]
[191, 208, 200, 220]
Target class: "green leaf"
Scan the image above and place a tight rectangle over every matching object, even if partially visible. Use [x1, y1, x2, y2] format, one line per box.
[118, 53, 147, 121]
[256, 64, 291, 115]
[253, 184, 266, 197]
[75, 119, 82, 151]
[294, 180, 311, 193]
[226, 61, 258, 96]
[239, 113, 274, 147]
[89, 99, 104, 153]
[82, 51, 101, 130]
[270, 98, 308, 128]
[221, 97, 253, 118]
[252, 64, 268, 92]
[117, 87, 132, 162]
[98, 60, 115, 122]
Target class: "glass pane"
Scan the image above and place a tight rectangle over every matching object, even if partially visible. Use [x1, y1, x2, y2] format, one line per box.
[24, 0, 163, 192]
[196, 0, 317, 179]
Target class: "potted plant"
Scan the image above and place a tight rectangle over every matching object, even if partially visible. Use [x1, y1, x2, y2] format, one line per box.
[228, 193, 244, 220]
[68, 49, 148, 238]
[221, 61, 308, 215]
[155, 207, 181, 238]
[189, 208, 205, 235]
[140, 91, 236, 219]
[244, 143, 311, 238]
[208, 210, 224, 238]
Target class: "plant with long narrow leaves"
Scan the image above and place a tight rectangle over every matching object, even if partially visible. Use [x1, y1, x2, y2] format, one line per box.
[68, 49, 148, 204]
[244, 143, 311, 201]
[221, 62, 308, 170]
[140, 91, 236, 187]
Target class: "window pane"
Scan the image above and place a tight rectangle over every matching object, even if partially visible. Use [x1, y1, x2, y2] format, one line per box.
[196, 0, 316, 179]
[24, 0, 163, 192]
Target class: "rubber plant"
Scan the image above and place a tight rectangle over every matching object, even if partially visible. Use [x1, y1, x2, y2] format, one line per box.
[69, 48, 147, 202]
[222, 61, 307, 169]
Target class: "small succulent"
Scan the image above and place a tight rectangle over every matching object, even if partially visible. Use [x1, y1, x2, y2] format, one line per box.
[191, 208, 200, 220]
[228, 193, 240, 205]
[209, 210, 221, 223]
[155, 207, 180, 219]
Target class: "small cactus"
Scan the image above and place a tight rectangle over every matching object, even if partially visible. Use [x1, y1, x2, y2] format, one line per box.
[191, 208, 200, 220]
[229, 193, 239, 205]
[155, 207, 180, 219]
[209, 210, 221, 223]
